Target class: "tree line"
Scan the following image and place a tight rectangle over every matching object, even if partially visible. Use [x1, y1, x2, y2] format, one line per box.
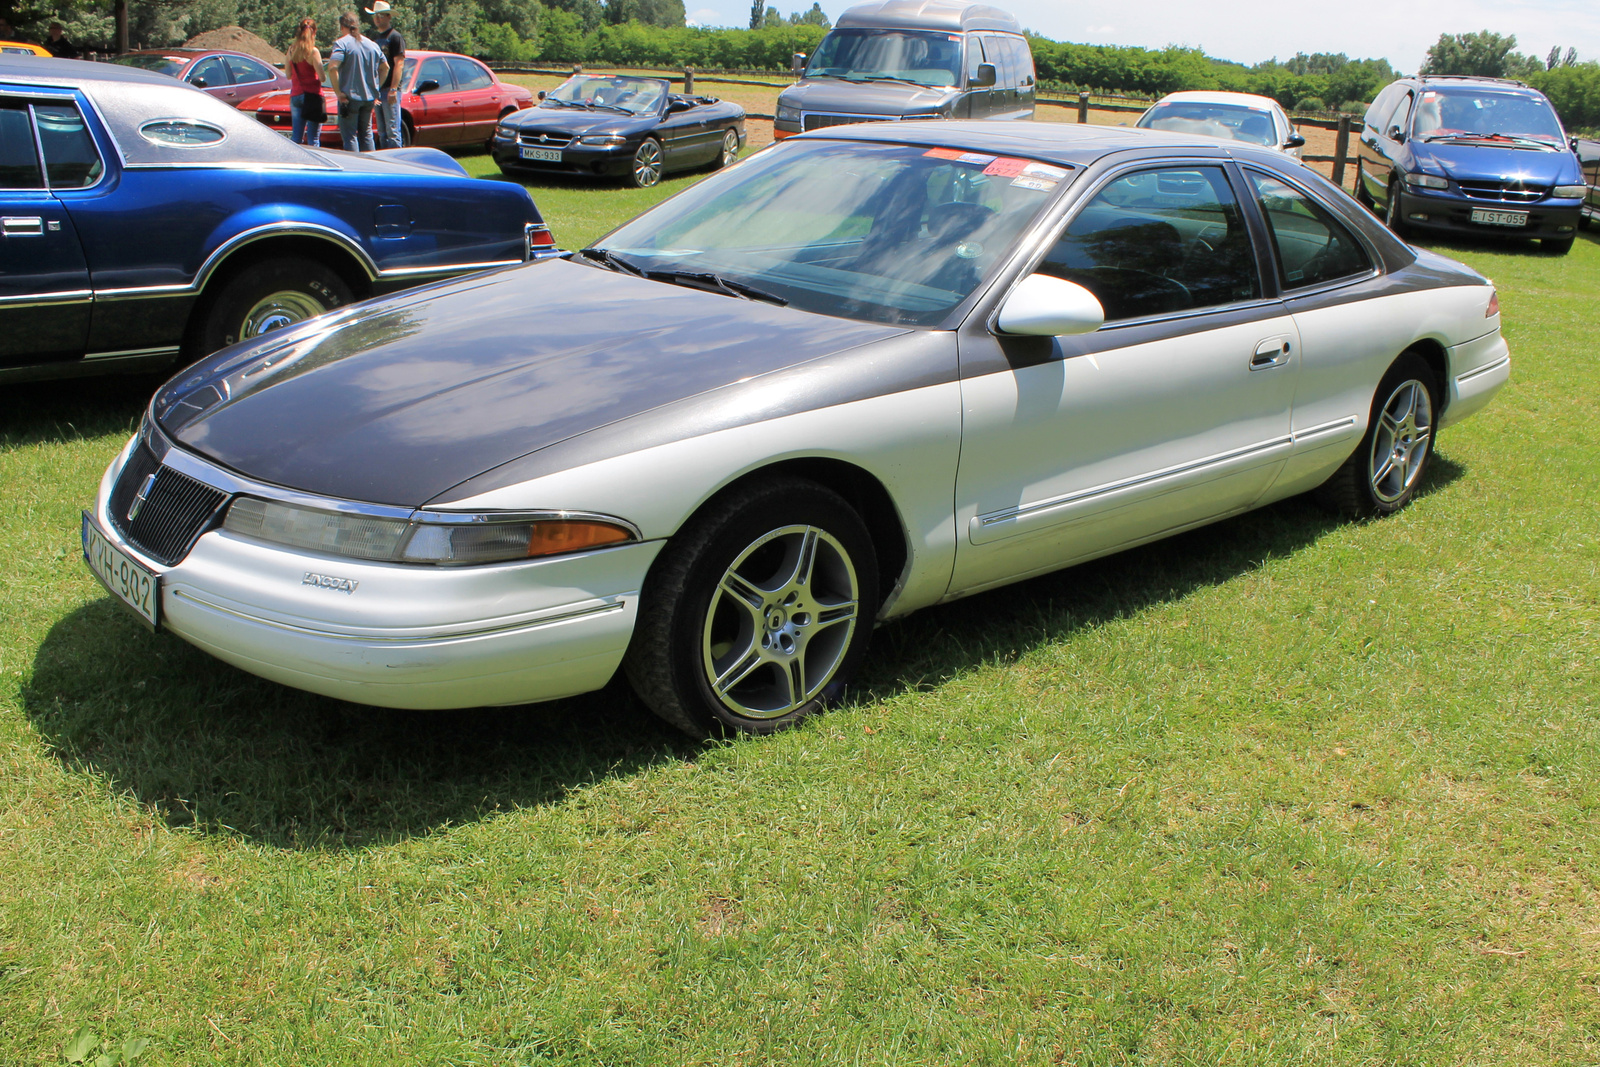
[6, 2, 1597, 130]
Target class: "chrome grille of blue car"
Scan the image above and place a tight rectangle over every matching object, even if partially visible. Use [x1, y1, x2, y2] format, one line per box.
[1457, 180, 1546, 203]
[517, 131, 574, 148]
[108, 441, 229, 566]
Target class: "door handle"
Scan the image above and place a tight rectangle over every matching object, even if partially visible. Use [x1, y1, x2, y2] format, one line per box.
[1251, 338, 1291, 370]
[1, 216, 44, 236]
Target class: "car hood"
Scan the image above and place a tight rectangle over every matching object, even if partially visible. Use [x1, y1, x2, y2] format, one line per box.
[505, 106, 656, 137]
[779, 78, 957, 115]
[154, 259, 907, 508]
[1409, 139, 1581, 184]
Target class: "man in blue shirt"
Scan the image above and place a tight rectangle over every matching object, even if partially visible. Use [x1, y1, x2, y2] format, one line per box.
[325, 11, 389, 152]
[365, 2, 407, 149]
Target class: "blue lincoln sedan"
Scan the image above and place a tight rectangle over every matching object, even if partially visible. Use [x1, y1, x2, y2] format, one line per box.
[0, 55, 553, 385]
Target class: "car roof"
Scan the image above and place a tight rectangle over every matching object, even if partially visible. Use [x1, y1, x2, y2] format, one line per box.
[1153, 91, 1281, 111]
[834, 0, 1023, 34]
[1, 40, 51, 56]
[1412, 74, 1536, 93]
[792, 118, 1286, 167]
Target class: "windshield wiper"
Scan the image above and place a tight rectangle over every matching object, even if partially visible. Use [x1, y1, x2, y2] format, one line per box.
[645, 269, 788, 306]
[575, 247, 646, 277]
[586, 103, 633, 114]
[846, 74, 928, 87]
[1426, 131, 1554, 149]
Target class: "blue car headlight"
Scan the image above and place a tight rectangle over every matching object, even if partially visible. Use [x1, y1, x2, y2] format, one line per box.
[1406, 173, 1448, 190]
[494, 123, 516, 139]
[578, 134, 627, 146]
[1553, 184, 1586, 198]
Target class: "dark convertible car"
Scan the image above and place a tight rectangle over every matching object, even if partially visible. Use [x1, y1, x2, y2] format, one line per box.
[491, 74, 745, 188]
[0, 55, 551, 384]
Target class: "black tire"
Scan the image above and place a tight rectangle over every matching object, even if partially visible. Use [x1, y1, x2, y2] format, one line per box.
[713, 128, 739, 169]
[629, 137, 664, 188]
[193, 257, 353, 357]
[1384, 179, 1410, 238]
[624, 477, 879, 738]
[1543, 235, 1574, 255]
[401, 116, 413, 147]
[1314, 352, 1440, 518]
[1580, 211, 1592, 232]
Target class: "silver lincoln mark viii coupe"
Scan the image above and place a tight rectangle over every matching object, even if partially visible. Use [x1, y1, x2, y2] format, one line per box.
[85, 121, 1511, 737]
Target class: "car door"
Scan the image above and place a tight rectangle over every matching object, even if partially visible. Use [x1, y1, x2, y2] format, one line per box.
[408, 57, 461, 144]
[658, 97, 704, 168]
[948, 162, 1299, 597]
[981, 35, 1015, 118]
[1009, 37, 1036, 118]
[446, 57, 498, 144]
[960, 34, 994, 119]
[0, 96, 92, 367]
[1369, 88, 1414, 206]
[1358, 83, 1403, 201]
[184, 54, 236, 104]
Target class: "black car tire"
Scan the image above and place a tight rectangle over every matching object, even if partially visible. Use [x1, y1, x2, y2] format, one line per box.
[401, 116, 413, 147]
[194, 257, 353, 358]
[630, 137, 664, 188]
[1314, 352, 1440, 518]
[1543, 235, 1574, 255]
[714, 128, 739, 169]
[1384, 179, 1410, 237]
[624, 477, 879, 738]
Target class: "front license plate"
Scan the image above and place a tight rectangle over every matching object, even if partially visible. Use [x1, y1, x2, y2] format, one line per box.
[1471, 208, 1529, 227]
[519, 146, 563, 162]
[82, 512, 160, 629]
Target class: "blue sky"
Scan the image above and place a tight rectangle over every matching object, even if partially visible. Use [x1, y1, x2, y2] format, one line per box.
[685, 0, 1600, 74]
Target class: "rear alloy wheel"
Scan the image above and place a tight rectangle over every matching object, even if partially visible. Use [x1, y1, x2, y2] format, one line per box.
[1384, 179, 1410, 237]
[1315, 352, 1440, 518]
[714, 128, 739, 169]
[195, 257, 353, 357]
[625, 478, 879, 738]
[630, 137, 664, 188]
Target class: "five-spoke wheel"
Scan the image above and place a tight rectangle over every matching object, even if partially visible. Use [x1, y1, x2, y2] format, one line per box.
[625, 478, 879, 737]
[1316, 352, 1440, 517]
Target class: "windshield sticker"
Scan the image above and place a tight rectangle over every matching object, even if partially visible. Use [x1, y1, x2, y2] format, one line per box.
[1022, 162, 1070, 180]
[925, 147, 997, 165]
[981, 156, 1030, 176]
[1010, 176, 1058, 192]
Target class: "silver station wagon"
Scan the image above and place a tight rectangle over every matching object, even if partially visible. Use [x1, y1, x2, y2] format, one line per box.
[85, 121, 1510, 737]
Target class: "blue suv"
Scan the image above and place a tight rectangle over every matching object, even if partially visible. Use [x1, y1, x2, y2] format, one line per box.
[1356, 75, 1585, 254]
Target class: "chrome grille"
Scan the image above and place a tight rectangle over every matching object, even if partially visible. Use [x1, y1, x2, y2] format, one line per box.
[1457, 180, 1545, 203]
[108, 442, 229, 566]
[517, 131, 573, 148]
[802, 112, 891, 131]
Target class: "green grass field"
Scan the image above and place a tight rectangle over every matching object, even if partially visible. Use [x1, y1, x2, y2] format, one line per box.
[2, 154, 1597, 1065]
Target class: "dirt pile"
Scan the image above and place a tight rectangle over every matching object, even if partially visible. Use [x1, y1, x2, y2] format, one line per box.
[182, 26, 286, 66]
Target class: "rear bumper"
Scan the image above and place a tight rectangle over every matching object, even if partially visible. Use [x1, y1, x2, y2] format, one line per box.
[1441, 330, 1511, 429]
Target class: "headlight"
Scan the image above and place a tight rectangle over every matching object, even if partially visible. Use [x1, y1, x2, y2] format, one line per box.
[223, 497, 635, 566]
[1406, 173, 1448, 190]
[1553, 184, 1586, 198]
[578, 134, 626, 146]
[775, 105, 800, 123]
[495, 123, 516, 139]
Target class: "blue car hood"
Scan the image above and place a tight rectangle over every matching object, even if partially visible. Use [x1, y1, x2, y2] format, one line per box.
[154, 259, 906, 507]
[1409, 139, 1580, 184]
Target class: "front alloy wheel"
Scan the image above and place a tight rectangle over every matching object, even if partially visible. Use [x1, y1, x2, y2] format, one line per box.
[630, 138, 663, 188]
[715, 129, 739, 168]
[625, 478, 879, 737]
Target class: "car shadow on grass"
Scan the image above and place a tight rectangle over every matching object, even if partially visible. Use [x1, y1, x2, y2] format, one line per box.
[0, 373, 165, 448]
[22, 454, 1464, 852]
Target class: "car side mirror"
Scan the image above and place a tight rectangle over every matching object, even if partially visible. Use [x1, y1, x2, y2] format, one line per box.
[1572, 136, 1581, 153]
[189, 76, 208, 88]
[1285, 131, 1306, 149]
[996, 275, 1104, 337]
[791, 52, 807, 78]
[417, 78, 440, 94]
[1387, 124, 1405, 144]
[969, 63, 996, 88]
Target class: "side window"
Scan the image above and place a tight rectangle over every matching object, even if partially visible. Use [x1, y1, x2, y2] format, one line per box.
[1363, 84, 1397, 130]
[982, 35, 1014, 87]
[224, 55, 276, 85]
[1383, 91, 1413, 137]
[1008, 38, 1034, 86]
[186, 56, 231, 88]
[1247, 171, 1370, 289]
[447, 58, 492, 91]
[417, 57, 454, 92]
[34, 102, 102, 188]
[965, 35, 986, 83]
[0, 102, 43, 188]
[1039, 166, 1260, 321]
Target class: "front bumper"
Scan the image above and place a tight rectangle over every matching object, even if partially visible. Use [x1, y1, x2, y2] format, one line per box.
[1394, 185, 1582, 240]
[491, 135, 636, 178]
[89, 437, 661, 709]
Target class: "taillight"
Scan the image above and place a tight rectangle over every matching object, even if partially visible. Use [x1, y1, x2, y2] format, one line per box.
[1486, 289, 1500, 317]
[525, 224, 556, 258]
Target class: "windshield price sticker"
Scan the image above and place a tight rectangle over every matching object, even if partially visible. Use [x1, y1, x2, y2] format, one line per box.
[924, 147, 996, 166]
[1011, 176, 1059, 192]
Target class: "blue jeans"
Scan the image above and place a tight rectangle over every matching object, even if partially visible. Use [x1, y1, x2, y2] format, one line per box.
[376, 88, 403, 148]
[338, 98, 375, 152]
[289, 92, 321, 146]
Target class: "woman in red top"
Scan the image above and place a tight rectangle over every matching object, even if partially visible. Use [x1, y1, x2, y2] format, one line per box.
[286, 18, 324, 146]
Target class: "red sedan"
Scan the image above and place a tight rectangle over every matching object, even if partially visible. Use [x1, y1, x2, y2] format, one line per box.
[242, 50, 533, 148]
[110, 49, 291, 107]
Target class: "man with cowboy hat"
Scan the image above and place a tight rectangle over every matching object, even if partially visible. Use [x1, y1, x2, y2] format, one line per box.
[365, 1, 406, 149]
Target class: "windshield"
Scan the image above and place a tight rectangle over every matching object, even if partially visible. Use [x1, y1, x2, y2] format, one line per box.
[805, 29, 963, 88]
[542, 75, 667, 115]
[1137, 102, 1278, 146]
[112, 54, 185, 77]
[1413, 89, 1565, 143]
[593, 139, 1071, 328]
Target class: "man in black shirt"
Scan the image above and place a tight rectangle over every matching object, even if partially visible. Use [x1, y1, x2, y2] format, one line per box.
[44, 22, 79, 58]
[365, 1, 405, 148]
